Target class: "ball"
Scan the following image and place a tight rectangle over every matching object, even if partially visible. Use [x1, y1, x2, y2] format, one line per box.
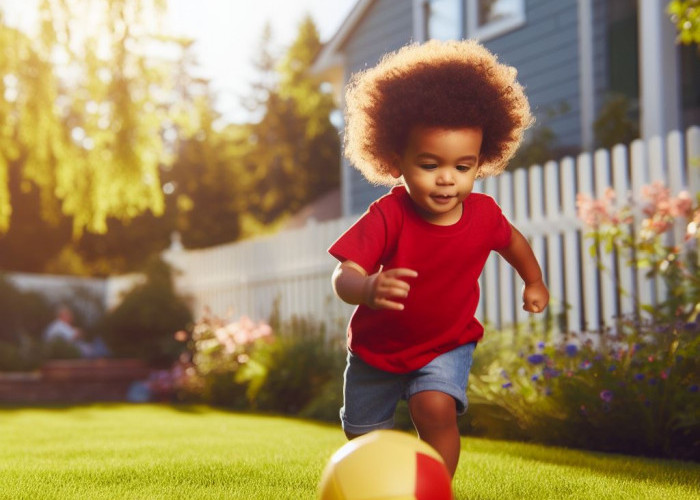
[318, 430, 453, 500]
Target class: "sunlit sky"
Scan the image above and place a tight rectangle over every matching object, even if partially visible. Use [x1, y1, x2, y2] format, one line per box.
[1, 0, 357, 123]
[166, 0, 356, 122]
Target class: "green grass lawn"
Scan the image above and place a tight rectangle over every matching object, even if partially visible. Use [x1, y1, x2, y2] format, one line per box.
[0, 404, 697, 500]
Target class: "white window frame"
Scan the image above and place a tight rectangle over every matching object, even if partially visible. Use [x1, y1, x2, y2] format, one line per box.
[414, 0, 525, 42]
[467, 0, 526, 41]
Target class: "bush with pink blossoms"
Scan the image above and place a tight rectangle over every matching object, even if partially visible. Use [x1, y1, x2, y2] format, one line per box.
[469, 181, 699, 459]
[576, 180, 699, 323]
[172, 306, 346, 417]
[174, 308, 274, 408]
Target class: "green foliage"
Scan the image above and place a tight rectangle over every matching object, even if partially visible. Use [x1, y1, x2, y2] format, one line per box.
[164, 119, 247, 249]
[99, 258, 192, 367]
[177, 308, 346, 419]
[176, 310, 273, 408]
[668, 0, 700, 46]
[0, 276, 54, 344]
[0, 276, 54, 370]
[509, 101, 572, 169]
[244, 316, 346, 416]
[593, 93, 640, 149]
[470, 182, 700, 459]
[0, 13, 340, 275]
[42, 338, 83, 360]
[243, 16, 340, 225]
[0, 0, 178, 236]
[470, 320, 699, 459]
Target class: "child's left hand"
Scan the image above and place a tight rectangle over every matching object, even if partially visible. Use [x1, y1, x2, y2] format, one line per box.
[522, 279, 549, 313]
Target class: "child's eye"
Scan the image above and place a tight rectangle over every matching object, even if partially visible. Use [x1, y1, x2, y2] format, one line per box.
[419, 164, 438, 170]
[456, 165, 473, 172]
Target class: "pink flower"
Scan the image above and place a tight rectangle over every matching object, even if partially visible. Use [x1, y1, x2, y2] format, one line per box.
[576, 189, 618, 228]
[670, 191, 693, 218]
[640, 181, 671, 216]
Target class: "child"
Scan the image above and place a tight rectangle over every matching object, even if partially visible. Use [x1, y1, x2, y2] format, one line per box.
[328, 39, 549, 477]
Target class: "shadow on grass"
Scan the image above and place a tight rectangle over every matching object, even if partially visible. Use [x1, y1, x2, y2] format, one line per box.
[465, 437, 700, 489]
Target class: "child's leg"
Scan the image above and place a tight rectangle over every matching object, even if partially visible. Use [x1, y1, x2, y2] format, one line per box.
[408, 390, 460, 477]
[404, 342, 476, 477]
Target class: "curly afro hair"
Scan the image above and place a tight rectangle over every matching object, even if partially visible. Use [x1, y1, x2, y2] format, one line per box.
[344, 39, 533, 185]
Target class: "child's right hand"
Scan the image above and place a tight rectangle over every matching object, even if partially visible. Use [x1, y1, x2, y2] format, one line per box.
[363, 268, 418, 311]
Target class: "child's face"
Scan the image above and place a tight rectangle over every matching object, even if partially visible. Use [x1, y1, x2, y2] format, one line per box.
[390, 126, 482, 225]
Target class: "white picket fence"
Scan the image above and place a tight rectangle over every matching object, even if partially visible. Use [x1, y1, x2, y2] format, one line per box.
[164, 127, 700, 335]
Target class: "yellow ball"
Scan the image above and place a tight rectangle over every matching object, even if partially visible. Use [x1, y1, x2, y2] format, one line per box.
[318, 430, 453, 500]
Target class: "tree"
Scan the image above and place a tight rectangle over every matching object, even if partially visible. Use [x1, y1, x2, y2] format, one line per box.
[0, 0, 175, 237]
[668, 0, 700, 46]
[0, 2, 236, 273]
[164, 104, 249, 248]
[244, 15, 340, 225]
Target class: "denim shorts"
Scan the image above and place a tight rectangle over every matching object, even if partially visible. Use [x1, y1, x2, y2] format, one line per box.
[340, 342, 477, 435]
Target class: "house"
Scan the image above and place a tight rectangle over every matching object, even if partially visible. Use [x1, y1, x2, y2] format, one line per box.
[311, 0, 699, 217]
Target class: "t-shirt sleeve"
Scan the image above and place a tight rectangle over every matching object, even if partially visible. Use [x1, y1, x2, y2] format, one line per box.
[328, 202, 388, 274]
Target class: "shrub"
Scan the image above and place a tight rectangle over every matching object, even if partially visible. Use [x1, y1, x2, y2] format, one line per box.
[470, 180, 700, 459]
[0, 276, 53, 344]
[0, 277, 53, 371]
[100, 258, 193, 367]
[469, 321, 699, 459]
[246, 316, 345, 416]
[175, 308, 347, 420]
[175, 309, 274, 408]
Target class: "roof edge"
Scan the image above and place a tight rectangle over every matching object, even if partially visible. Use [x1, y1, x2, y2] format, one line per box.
[310, 0, 375, 76]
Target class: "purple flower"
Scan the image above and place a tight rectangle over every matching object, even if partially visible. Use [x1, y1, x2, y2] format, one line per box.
[608, 364, 617, 372]
[565, 344, 578, 357]
[502, 382, 513, 389]
[543, 366, 561, 378]
[537, 341, 545, 350]
[689, 385, 699, 393]
[600, 390, 614, 403]
[648, 377, 658, 386]
[531, 374, 540, 382]
[634, 373, 645, 381]
[684, 322, 698, 331]
[527, 354, 546, 365]
[579, 360, 592, 370]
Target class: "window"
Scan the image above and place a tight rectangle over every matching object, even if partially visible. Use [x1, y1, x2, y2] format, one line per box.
[467, 0, 525, 40]
[416, 0, 524, 42]
[423, 0, 463, 41]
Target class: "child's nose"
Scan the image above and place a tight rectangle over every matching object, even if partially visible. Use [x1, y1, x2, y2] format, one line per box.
[436, 169, 455, 184]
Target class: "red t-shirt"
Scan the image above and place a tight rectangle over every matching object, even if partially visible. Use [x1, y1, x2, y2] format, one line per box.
[329, 186, 512, 373]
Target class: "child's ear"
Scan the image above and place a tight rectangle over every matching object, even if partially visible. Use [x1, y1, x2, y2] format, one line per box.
[389, 153, 402, 179]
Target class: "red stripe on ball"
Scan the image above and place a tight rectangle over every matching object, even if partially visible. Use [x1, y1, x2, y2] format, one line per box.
[414, 452, 453, 499]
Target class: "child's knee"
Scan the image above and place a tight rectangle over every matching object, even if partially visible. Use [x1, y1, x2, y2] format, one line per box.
[409, 391, 458, 428]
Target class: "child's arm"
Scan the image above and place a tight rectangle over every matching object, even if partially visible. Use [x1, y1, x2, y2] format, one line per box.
[497, 226, 549, 313]
[332, 260, 418, 311]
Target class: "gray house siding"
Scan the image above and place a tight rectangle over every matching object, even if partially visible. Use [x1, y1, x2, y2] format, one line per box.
[592, 0, 610, 123]
[483, 0, 581, 156]
[341, 0, 414, 215]
[342, 0, 591, 215]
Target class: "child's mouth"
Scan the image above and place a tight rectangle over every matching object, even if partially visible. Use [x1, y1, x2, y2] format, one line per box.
[431, 194, 455, 204]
